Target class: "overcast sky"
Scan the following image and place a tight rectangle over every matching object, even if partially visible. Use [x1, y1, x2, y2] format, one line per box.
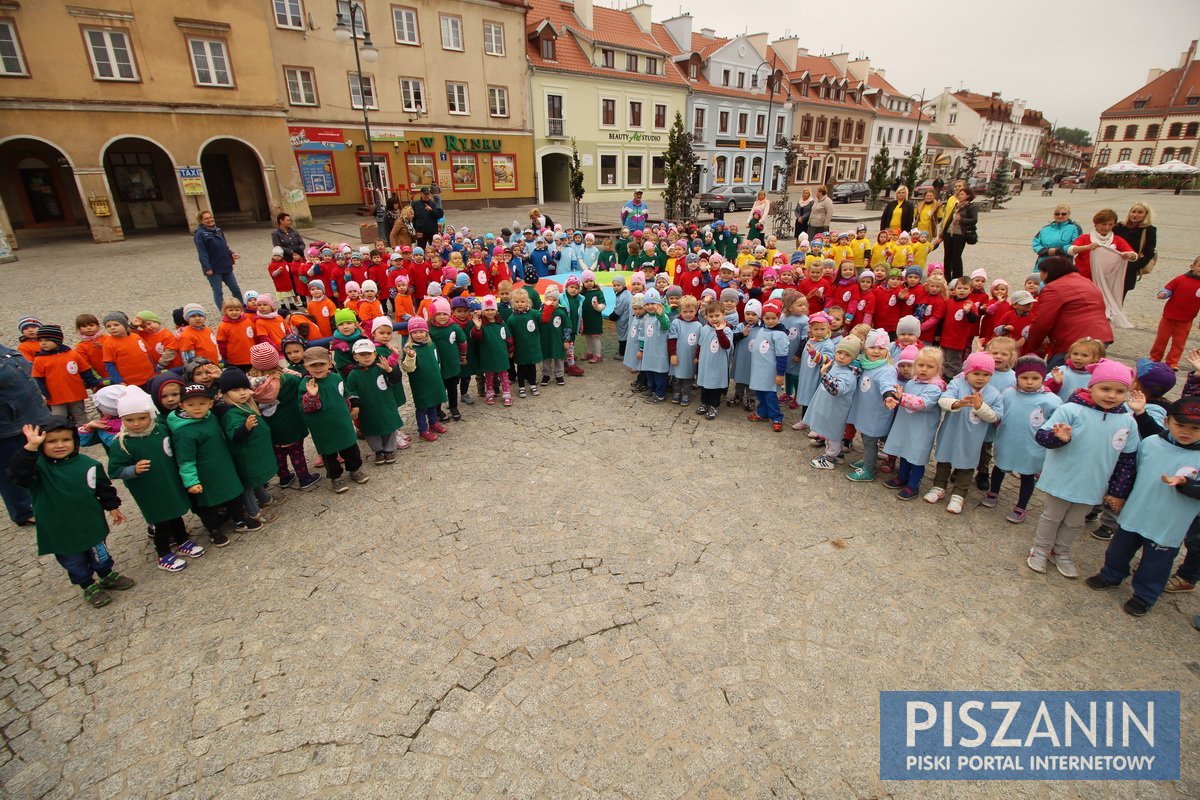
[643, 0, 1200, 134]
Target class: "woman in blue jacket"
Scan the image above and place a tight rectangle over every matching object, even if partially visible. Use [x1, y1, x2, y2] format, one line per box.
[1031, 204, 1082, 268]
[193, 210, 244, 311]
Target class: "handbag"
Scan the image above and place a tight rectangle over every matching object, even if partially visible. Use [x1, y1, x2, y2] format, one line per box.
[1135, 228, 1157, 276]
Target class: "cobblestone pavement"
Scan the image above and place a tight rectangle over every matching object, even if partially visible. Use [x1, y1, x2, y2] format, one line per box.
[0, 190, 1197, 798]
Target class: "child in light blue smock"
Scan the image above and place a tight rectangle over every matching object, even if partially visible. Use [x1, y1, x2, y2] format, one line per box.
[846, 329, 900, 482]
[623, 293, 646, 386]
[791, 311, 837, 428]
[746, 300, 790, 430]
[1028, 359, 1139, 579]
[925, 351, 1002, 513]
[668, 296, 702, 406]
[696, 300, 732, 421]
[984, 355, 1061, 524]
[974, 336, 1019, 490]
[780, 292, 810, 410]
[637, 288, 671, 402]
[728, 299, 760, 409]
[608, 275, 631, 359]
[805, 335, 862, 469]
[883, 347, 946, 500]
[1044, 337, 1104, 400]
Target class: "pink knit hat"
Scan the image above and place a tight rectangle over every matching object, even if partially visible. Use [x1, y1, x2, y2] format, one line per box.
[581, 270, 596, 282]
[256, 293, 276, 308]
[406, 316, 428, 332]
[962, 351, 996, 375]
[431, 297, 451, 317]
[480, 295, 498, 312]
[865, 329, 889, 349]
[250, 342, 281, 370]
[1087, 358, 1133, 388]
[897, 345, 919, 364]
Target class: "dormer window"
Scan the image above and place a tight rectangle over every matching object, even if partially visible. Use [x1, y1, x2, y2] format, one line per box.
[601, 48, 613, 68]
[540, 36, 555, 60]
[1133, 100, 1147, 109]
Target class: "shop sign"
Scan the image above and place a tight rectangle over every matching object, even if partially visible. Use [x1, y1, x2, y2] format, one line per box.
[289, 126, 347, 151]
[371, 127, 406, 142]
[178, 166, 205, 196]
[606, 132, 663, 143]
[442, 134, 502, 153]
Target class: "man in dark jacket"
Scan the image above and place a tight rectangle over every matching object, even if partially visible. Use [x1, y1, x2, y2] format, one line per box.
[0, 343, 47, 525]
[193, 210, 244, 311]
[410, 188, 440, 248]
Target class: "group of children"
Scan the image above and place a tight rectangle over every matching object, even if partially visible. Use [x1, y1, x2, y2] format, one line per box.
[10, 213, 1200, 618]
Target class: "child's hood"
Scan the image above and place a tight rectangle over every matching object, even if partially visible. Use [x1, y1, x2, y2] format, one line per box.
[39, 416, 79, 459]
[167, 408, 209, 430]
[148, 373, 185, 414]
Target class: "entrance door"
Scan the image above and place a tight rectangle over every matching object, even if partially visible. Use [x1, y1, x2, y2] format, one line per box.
[201, 153, 240, 213]
[18, 166, 67, 223]
[823, 159, 835, 186]
[358, 155, 390, 206]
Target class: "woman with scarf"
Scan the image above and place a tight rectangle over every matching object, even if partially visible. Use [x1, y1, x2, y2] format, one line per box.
[1067, 208, 1138, 330]
[1113, 202, 1157, 298]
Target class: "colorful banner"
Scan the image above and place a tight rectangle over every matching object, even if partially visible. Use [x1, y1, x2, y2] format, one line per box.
[289, 126, 347, 151]
[516, 270, 636, 311]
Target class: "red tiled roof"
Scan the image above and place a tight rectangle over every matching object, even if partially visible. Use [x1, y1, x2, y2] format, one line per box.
[866, 73, 922, 120]
[1102, 58, 1200, 117]
[927, 132, 964, 149]
[650, 24, 793, 104]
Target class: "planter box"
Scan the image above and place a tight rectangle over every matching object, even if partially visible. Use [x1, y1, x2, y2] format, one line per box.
[864, 198, 886, 211]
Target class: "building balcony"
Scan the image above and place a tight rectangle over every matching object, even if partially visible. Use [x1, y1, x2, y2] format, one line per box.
[548, 118, 564, 138]
[692, 128, 705, 143]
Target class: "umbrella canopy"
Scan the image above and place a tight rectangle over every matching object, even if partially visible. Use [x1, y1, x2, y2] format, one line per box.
[1152, 159, 1200, 175]
[1098, 160, 1153, 174]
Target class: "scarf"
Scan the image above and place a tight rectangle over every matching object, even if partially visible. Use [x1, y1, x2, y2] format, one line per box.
[252, 373, 280, 406]
[857, 355, 889, 370]
[256, 309, 279, 320]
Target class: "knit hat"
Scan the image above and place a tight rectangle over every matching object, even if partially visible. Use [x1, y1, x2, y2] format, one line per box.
[244, 291, 259, 303]
[1009, 290, 1035, 306]
[762, 300, 783, 318]
[897, 345, 919, 365]
[1135, 358, 1177, 397]
[35, 324, 63, 344]
[835, 337, 862, 358]
[256, 293, 276, 309]
[352, 339, 376, 354]
[344, 281, 361, 294]
[1167, 396, 1200, 424]
[309, 279, 325, 293]
[564, 274, 580, 287]
[271, 246, 284, 256]
[1014, 355, 1048, 378]
[865, 328, 889, 349]
[180, 384, 212, 402]
[809, 311, 832, 325]
[17, 315, 40, 332]
[428, 297, 450, 317]
[1086, 358, 1133, 388]
[361, 280, 378, 293]
[611, 275, 626, 287]
[970, 268, 988, 281]
[581, 270, 597, 282]
[102, 311, 129, 328]
[543, 286, 560, 299]
[962, 351, 996, 375]
[858, 270, 875, 283]
[405, 317, 428, 333]
[371, 316, 393, 331]
[664, 285, 684, 299]
[480, 295, 498, 312]
[333, 308, 357, 326]
[896, 315, 921, 336]
[250, 342, 282, 371]
[643, 288, 663, 305]
[427, 282, 442, 297]
[719, 288, 740, 303]
[183, 357, 213, 381]
[182, 303, 206, 320]
[744, 299, 763, 317]
[991, 278, 1009, 290]
[136, 310, 161, 324]
[762, 268, 778, 280]
[92, 385, 127, 416]
[700, 288, 718, 302]
[454, 273, 470, 288]
[116, 385, 154, 417]
[789, 251, 805, 264]
[218, 368, 251, 392]
[631, 293, 646, 308]
[449, 296, 469, 310]
[903, 266, 923, 279]
[302, 346, 332, 365]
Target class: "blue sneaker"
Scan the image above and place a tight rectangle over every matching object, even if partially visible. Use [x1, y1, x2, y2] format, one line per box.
[157, 553, 187, 572]
[846, 467, 874, 482]
[174, 540, 205, 558]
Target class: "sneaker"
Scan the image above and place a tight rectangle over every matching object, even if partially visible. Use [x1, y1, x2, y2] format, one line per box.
[260, 493, 286, 509]
[747, 413, 764, 422]
[695, 404, 707, 415]
[541, 374, 551, 385]
[778, 393, 792, 405]
[313, 456, 325, 468]
[946, 494, 965, 514]
[923, 487, 945, 505]
[670, 394, 681, 404]
[502, 395, 513, 407]
[849, 459, 864, 470]
[374, 452, 387, 466]
[809, 437, 825, 448]
[555, 377, 565, 386]
[1165, 575, 1196, 593]
[350, 468, 370, 484]
[787, 399, 799, 410]
[234, 517, 265, 532]
[810, 456, 836, 470]
[727, 396, 741, 407]
[298, 473, 323, 491]
[530, 386, 539, 396]
[1123, 596, 1150, 617]
[1084, 508, 1100, 523]
[705, 408, 717, 420]
[791, 421, 808, 431]
[980, 492, 999, 508]
[565, 364, 586, 376]
[643, 395, 665, 404]
[384, 451, 397, 464]
[98, 572, 136, 591]
[847, 467, 874, 482]
[451, 410, 462, 421]
[174, 540, 205, 558]
[680, 395, 690, 407]
[974, 470, 989, 491]
[1005, 507, 1027, 524]
[209, 529, 230, 547]
[1091, 525, 1115, 542]
[883, 477, 905, 490]
[157, 553, 188, 572]
[485, 396, 496, 405]
[771, 422, 783, 432]
[461, 391, 475, 405]
[437, 409, 450, 423]
[831, 452, 845, 464]
[146, 524, 155, 540]
[277, 473, 296, 490]
[1049, 551, 1078, 578]
[431, 422, 448, 434]
[879, 456, 897, 474]
[82, 583, 112, 608]
[331, 476, 349, 493]
[1086, 574, 1119, 591]
[1026, 549, 1048, 574]
[896, 487, 919, 500]
[518, 387, 527, 398]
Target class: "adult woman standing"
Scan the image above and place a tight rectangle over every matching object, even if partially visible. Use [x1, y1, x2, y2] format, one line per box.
[878, 185, 914, 233]
[271, 212, 305, 261]
[808, 185, 834, 237]
[793, 188, 813, 244]
[914, 188, 941, 238]
[1031, 204, 1081, 268]
[1025, 255, 1113, 366]
[1113, 202, 1157, 298]
[389, 205, 414, 249]
[194, 210, 243, 311]
[935, 187, 977, 282]
[749, 190, 771, 225]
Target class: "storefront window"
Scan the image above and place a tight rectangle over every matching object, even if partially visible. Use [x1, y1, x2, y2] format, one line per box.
[626, 154, 643, 186]
[450, 154, 478, 190]
[600, 154, 617, 186]
[714, 156, 727, 183]
[296, 152, 338, 195]
[405, 153, 434, 192]
[651, 155, 665, 185]
[491, 154, 516, 190]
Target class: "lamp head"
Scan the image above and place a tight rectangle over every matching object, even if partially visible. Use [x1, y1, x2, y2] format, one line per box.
[334, 11, 353, 41]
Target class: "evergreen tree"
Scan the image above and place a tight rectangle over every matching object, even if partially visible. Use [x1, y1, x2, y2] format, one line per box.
[957, 143, 980, 181]
[900, 132, 925, 191]
[569, 138, 585, 228]
[867, 140, 891, 201]
[661, 112, 696, 222]
[770, 135, 799, 238]
[987, 156, 1012, 208]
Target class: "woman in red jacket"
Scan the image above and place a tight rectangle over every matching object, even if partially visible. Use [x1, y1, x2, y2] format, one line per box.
[1024, 255, 1113, 367]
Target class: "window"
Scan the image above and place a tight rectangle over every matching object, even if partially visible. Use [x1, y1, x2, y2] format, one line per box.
[1138, 147, 1153, 165]
[600, 154, 617, 186]
[626, 155, 643, 186]
[794, 158, 807, 182]
[1180, 147, 1194, 164]
[392, 6, 419, 45]
[547, 94, 563, 135]
[487, 85, 508, 117]
[877, 127, 884, 142]
[737, 112, 747, 135]
[274, 0, 304, 29]
[483, 21, 504, 55]
[1096, 148, 1110, 166]
[750, 72, 758, 89]
[1133, 100, 1146, 109]
[284, 66, 318, 106]
[651, 155, 666, 185]
[84, 28, 137, 81]
[654, 103, 666, 129]
[626, 53, 638, 72]
[948, 112, 957, 125]
[907, 128, 912, 143]
[714, 155, 727, 183]
[688, 62, 697, 80]
[1168, 122, 1183, 138]
[440, 15, 463, 50]
[188, 38, 233, 87]
[887, 127, 893, 142]
[1188, 96, 1200, 106]
[718, 111, 730, 133]
[855, 121, 865, 143]
[1124, 124, 1138, 139]
[540, 37, 555, 60]
[829, 120, 840, 141]
[296, 152, 337, 195]
[0, 20, 27, 76]
[446, 81, 468, 114]
[629, 101, 642, 127]
[349, 73, 377, 109]
[693, 107, 705, 131]
[1188, 122, 1200, 138]
[721, 69, 730, 87]
[336, 1, 366, 37]
[800, 116, 812, 139]
[777, 115, 785, 138]
[601, 48, 613, 68]
[450, 154, 478, 190]
[1118, 148, 1131, 161]
[751, 156, 762, 184]
[815, 117, 826, 139]
[400, 77, 425, 111]
[491, 154, 516, 190]
[1147, 124, 1160, 139]
[733, 156, 745, 182]
[601, 98, 616, 126]
[645, 57, 657, 75]
[1161, 147, 1176, 163]
[755, 114, 765, 136]
[737, 71, 745, 89]
[1103, 125, 1117, 140]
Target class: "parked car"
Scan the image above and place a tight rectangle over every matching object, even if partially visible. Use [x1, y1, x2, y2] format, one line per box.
[697, 185, 757, 212]
[829, 181, 870, 203]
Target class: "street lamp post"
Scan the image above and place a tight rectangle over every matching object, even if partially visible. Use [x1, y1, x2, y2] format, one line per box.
[753, 55, 780, 191]
[335, 4, 380, 210]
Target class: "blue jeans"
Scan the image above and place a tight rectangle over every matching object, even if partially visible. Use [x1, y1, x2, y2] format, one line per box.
[647, 371, 668, 399]
[0, 433, 33, 523]
[55, 541, 114, 587]
[1099, 527, 1180, 606]
[755, 389, 782, 423]
[243, 485, 271, 518]
[897, 458, 926, 492]
[205, 270, 243, 312]
[415, 407, 439, 433]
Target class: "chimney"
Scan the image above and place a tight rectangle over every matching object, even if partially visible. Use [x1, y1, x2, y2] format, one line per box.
[627, 1, 651, 33]
[745, 32, 768, 60]
[827, 51, 847, 75]
[1180, 39, 1197, 69]
[872, 67, 885, 81]
[1146, 67, 1165, 84]
[571, 0, 593, 29]
[796, 46, 809, 59]
[771, 36, 798, 71]
[661, 13, 692, 51]
[846, 57, 870, 82]
[699, 27, 715, 38]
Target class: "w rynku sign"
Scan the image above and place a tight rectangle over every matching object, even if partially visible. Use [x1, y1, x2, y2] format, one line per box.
[880, 691, 1179, 780]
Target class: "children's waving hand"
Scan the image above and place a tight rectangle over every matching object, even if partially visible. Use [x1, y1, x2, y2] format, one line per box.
[1127, 389, 1146, 414]
[1187, 348, 1200, 373]
[1052, 422, 1072, 443]
[305, 378, 319, 396]
[21, 424, 44, 450]
[245, 415, 258, 430]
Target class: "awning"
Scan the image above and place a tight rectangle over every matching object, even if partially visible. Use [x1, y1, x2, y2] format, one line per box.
[1011, 158, 1035, 169]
